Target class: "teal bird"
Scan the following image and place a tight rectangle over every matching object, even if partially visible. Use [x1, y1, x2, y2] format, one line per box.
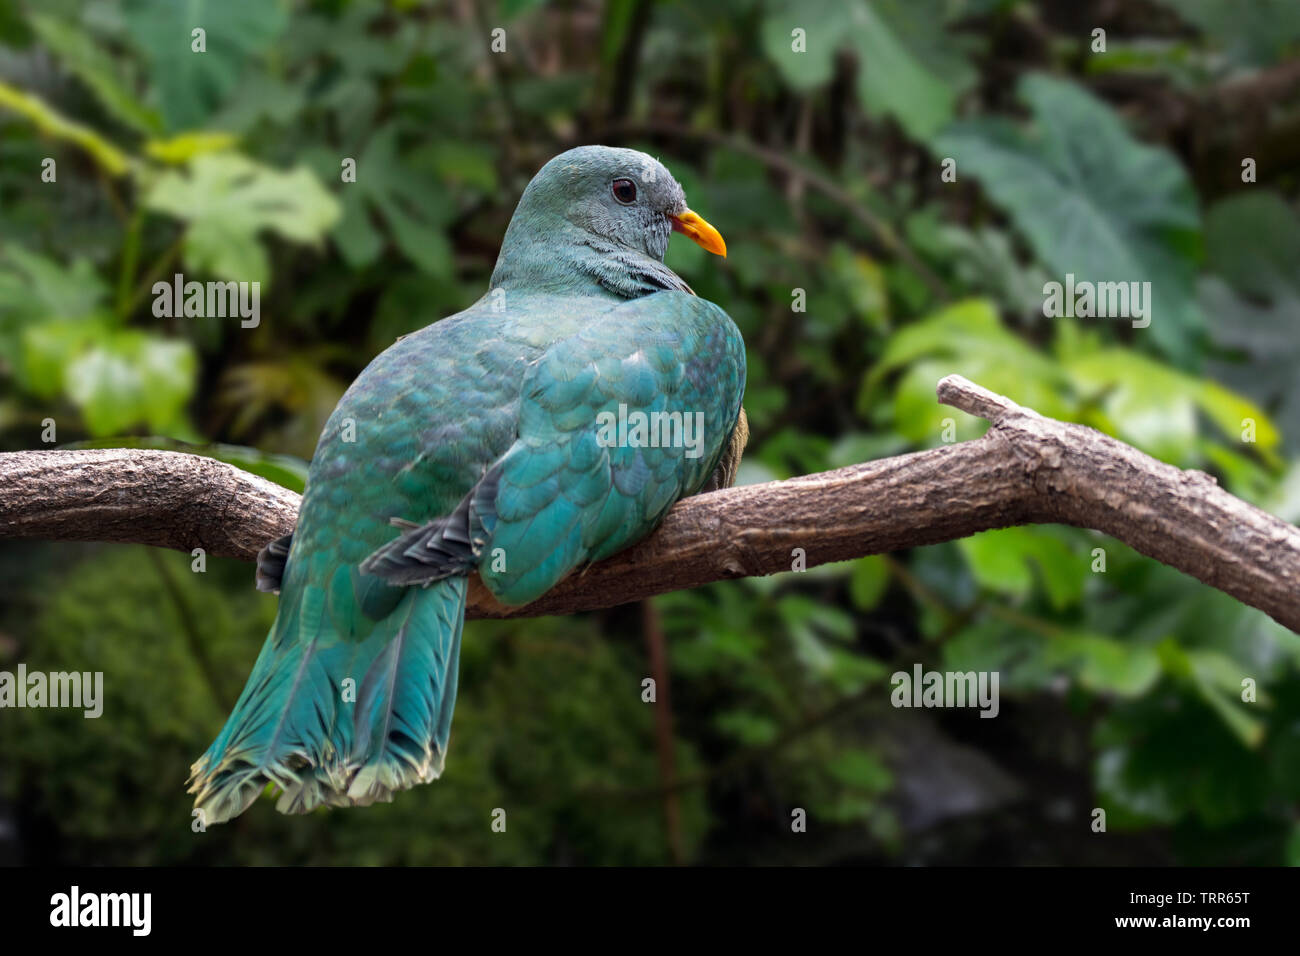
[189, 146, 748, 823]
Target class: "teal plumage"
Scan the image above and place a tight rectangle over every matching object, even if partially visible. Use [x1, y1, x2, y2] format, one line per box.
[190, 146, 746, 823]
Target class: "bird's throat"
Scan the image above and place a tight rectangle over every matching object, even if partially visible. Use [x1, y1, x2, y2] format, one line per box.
[490, 217, 691, 300]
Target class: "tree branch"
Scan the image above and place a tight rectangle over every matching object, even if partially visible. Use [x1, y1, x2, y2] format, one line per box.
[0, 447, 300, 559]
[2, 376, 1298, 632]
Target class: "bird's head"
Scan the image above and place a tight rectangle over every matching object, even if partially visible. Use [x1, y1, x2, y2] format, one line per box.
[491, 145, 725, 297]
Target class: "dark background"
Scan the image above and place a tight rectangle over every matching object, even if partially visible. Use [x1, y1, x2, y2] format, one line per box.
[1, 0, 1298, 865]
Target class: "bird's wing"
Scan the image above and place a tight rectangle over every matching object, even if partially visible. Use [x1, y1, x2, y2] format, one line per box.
[361, 290, 746, 605]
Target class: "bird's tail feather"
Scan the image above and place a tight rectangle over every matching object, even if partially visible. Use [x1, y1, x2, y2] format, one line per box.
[188, 576, 466, 825]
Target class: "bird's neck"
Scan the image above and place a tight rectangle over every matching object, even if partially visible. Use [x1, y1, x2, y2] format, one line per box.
[490, 213, 691, 299]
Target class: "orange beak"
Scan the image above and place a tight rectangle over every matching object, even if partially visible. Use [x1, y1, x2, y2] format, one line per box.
[669, 209, 726, 258]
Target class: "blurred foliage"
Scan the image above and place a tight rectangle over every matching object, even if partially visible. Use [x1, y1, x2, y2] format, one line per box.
[0, 0, 1298, 865]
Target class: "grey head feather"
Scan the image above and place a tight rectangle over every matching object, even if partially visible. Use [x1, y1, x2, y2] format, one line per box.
[490, 145, 694, 298]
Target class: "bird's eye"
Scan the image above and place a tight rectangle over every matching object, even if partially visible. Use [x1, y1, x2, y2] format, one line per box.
[612, 178, 637, 204]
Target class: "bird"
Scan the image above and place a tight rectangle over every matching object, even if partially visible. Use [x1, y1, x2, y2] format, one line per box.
[188, 145, 748, 824]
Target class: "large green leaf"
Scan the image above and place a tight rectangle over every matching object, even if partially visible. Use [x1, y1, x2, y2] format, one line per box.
[62, 330, 196, 436]
[958, 527, 1086, 611]
[1064, 347, 1279, 467]
[944, 619, 1161, 699]
[122, 0, 289, 131]
[907, 215, 1052, 322]
[307, 125, 454, 275]
[144, 153, 340, 285]
[862, 298, 1071, 441]
[761, 0, 978, 142]
[934, 74, 1203, 362]
[1203, 193, 1300, 453]
[0, 243, 107, 325]
[1046, 634, 1163, 698]
[0, 245, 110, 385]
[1095, 691, 1270, 827]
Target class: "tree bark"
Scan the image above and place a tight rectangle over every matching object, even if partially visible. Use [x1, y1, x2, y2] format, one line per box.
[2, 375, 1298, 632]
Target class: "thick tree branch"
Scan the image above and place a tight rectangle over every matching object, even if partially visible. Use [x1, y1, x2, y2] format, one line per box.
[2, 376, 1298, 632]
[0, 448, 300, 559]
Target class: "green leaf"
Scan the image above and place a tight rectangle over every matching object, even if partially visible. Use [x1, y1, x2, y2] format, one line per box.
[714, 709, 780, 746]
[853, 0, 974, 142]
[828, 748, 892, 792]
[943, 621, 1048, 691]
[1095, 690, 1269, 828]
[934, 74, 1202, 362]
[144, 153, 340, 285]
[1203, 193, 1300, 453]
[0, 244, 108, 325]
[1045, 634, 1162, 698]
[1064, 348, 1279, 465]
[780, 595, 852, 676]
[19, 319, 107, 397]
[122, 0, 289, 131]
[760, 1, 837, 90]
[958, 527, 1085, 610]
[333, 188, 385, 270]
[1186, 649, 1266, 748]
[207, 71, 306, 133]
[827, 244, 889, 330]
[761, 0, 977, 142]
[849, 555, 890, 610]
[1157, 640, 1265, 747]
[28, 13, 162, 134]
[1205, 192, 1300, 300]
[864, 298, 1071, 441]
[329, 125, 454, 275]
[915, 218, 1051, 321]
[63, 331, 196, 436]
